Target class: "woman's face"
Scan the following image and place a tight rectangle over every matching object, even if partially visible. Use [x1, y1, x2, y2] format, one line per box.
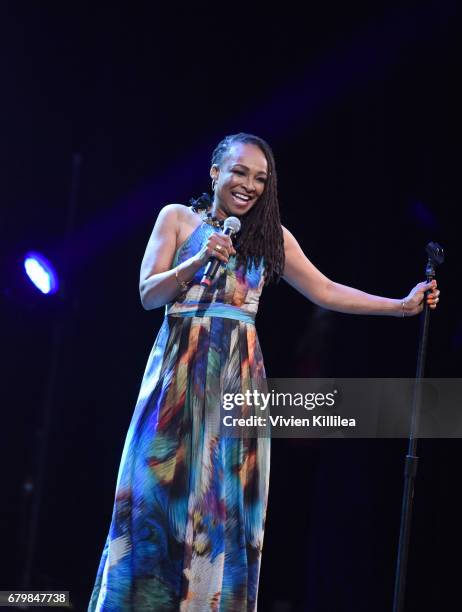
[211, 142, 268, 219]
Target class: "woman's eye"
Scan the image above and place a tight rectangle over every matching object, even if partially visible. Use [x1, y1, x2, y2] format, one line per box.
[232, 169, 266, 183]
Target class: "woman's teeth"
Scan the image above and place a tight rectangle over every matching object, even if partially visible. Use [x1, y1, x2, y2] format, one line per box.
[232, 193, 250, 202]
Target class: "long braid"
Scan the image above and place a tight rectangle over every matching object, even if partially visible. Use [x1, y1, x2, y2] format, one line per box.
[206, 133, 285, 285]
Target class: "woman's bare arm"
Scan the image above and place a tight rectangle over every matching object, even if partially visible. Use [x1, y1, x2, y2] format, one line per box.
[139, 205, 202, 310]
[139, 205, 236, 310]
[281, 226, 438, 316]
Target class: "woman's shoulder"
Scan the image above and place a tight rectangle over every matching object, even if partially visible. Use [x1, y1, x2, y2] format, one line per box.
[155, 203, 199, 227]
[156, 202, 192, 218]
[156, 203, 203, 245]
[280, 224, 298, 248]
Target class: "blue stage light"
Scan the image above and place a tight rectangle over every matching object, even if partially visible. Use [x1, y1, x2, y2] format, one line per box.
[23, 252, 59, 295]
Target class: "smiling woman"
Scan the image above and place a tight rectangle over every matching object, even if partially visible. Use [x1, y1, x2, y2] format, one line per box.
[88, 133, 440, 612]
[207, 134, 285, 286]
[211, 144, 268, 212]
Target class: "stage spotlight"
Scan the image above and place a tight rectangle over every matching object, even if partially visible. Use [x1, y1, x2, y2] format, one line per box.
[23, 252, 59, 295]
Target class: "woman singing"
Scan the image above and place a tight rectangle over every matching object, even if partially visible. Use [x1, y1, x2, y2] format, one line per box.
[89, 132, 439, 611]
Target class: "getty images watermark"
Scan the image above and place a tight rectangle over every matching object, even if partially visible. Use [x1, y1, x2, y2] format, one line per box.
[219, 379, 462, 438]
[222, 389, 356, 429]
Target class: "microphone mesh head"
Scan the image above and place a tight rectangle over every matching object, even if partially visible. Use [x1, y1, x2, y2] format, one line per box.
[223, 216, 241, 234]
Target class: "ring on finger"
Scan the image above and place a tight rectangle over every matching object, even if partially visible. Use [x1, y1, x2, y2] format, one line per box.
[215, 244, 223, 252]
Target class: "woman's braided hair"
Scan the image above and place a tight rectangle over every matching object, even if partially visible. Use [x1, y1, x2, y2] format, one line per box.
[191, 133, 285, 285]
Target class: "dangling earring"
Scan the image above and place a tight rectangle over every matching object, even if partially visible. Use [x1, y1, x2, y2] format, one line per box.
[211, 178, 216, 191]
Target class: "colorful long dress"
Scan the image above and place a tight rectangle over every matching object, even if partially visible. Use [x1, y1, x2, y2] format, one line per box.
[89, 219, 270, 611]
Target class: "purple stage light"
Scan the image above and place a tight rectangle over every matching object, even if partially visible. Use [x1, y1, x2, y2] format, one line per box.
[23, 252, 59, 295]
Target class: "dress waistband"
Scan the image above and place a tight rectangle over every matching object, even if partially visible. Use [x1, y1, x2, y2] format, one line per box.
[166, 302, 256, 324]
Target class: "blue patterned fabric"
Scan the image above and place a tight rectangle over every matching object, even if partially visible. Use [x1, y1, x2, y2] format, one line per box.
[89, 220, 270, 611]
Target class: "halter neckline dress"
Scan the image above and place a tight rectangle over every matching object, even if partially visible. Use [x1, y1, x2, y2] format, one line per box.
[89, 219, 270, 612]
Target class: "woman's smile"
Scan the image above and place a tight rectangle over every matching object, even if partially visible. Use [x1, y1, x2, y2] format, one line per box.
[230, 190, 255, 207]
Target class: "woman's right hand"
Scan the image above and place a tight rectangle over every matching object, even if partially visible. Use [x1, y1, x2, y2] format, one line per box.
[196, 233, 236, 266]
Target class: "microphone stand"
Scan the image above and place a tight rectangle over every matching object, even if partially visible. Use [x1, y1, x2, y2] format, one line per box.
[392, 242, 444, 612]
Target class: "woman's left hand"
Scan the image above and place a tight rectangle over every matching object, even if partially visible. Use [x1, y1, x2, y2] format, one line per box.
[403, 279, 440, 316]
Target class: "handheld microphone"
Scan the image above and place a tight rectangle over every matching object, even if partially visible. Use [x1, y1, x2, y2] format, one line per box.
[200, 216, 241, 287]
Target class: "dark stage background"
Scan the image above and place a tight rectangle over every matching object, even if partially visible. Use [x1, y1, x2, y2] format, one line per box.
[1, 2, 461, 611]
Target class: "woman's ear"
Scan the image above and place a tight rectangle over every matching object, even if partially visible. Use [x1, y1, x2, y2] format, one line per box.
[210, 164, 219, 182]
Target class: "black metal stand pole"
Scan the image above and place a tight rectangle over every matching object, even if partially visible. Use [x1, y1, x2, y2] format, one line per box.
[392, 242, 444, 612]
